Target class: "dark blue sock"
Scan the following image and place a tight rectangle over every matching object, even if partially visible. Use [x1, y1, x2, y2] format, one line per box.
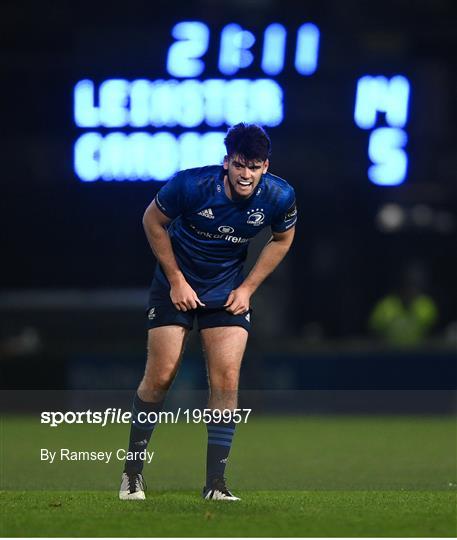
[206, 420, 236, 485]
[124, 392, 163, 474]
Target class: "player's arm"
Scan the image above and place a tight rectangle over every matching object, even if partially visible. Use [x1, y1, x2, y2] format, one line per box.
[143, 200, 205, 311]
[224, 227, 295, 315]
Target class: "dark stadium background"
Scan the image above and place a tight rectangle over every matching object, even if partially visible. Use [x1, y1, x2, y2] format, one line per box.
[1, 0, 456, 402]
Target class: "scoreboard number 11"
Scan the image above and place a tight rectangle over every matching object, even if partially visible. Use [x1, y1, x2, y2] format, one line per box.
[166, 21, 320, 77]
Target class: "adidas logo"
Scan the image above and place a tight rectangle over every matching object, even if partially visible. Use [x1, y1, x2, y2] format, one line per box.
[245, 313, 250, 322]
[136, 439, 148, 447]
[198, 208, 215, 219]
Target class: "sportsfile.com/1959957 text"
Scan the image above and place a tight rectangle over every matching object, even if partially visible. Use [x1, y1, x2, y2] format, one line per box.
[40, 408, 252, 427]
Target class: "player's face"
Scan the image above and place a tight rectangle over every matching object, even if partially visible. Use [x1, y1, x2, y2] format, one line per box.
[223, 155, 269, 199]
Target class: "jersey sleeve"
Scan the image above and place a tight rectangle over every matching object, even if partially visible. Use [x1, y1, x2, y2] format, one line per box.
[154, 171, 188, 219]
[271, 186, 298, 233]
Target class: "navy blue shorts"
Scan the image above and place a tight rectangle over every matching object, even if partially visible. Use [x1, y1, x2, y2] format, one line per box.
[146, 290, 252, 333]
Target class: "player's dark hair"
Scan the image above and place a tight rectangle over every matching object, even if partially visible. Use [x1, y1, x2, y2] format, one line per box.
[224, 123, 271, 162]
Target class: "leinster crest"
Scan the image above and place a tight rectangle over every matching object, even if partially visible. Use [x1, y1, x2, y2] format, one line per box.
[246, 208, 265, 226]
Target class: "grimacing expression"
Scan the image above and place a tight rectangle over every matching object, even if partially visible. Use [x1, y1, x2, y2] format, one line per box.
[223, 155, 269, 198]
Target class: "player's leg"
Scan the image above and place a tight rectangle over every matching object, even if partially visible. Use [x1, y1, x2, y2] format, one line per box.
[203, 326, 247, 409]
[200, 325, 248, 500]
[138, 325, 189, 402]
[120, 325, 189, 500]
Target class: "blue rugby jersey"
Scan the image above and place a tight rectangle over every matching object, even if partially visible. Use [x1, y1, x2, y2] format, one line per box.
[152, 165, 297, 307]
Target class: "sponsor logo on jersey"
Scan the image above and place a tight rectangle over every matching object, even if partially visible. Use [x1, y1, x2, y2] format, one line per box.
[148, 307, 156, 320]
[245, 312, 250, 322]
[218, 225, 234, 234]
[189, 223, 248, 244]
[246, 208, 265, 226]
[285, 202, 297, 221]
[198, 208, 215, 219]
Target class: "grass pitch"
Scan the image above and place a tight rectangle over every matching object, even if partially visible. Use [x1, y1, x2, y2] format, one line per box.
[1, 415, 456, 536]
[3, 490, 455, 537]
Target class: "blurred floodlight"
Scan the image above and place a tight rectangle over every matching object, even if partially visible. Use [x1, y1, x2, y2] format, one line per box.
[294, 23, 320, 75]
[411, 204, 433, 227]
[354, 75, 410, 130]
[166, 21, 210, 77]
[368, 127, 408, 185]
[376, 203, 405, 232]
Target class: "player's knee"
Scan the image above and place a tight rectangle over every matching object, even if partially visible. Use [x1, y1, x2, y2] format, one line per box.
[140, 370, 175, 392]
[211, 369, 240, 391]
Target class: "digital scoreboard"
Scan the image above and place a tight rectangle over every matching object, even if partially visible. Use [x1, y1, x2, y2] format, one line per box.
[73, 21, 410, 186]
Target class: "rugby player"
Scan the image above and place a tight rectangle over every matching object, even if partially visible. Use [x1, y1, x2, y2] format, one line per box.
[119, 123, 297, 501]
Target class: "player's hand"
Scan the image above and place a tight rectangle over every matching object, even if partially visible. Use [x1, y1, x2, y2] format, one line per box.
[170, 278, 205, 311]
[224, 286, 252, 315]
